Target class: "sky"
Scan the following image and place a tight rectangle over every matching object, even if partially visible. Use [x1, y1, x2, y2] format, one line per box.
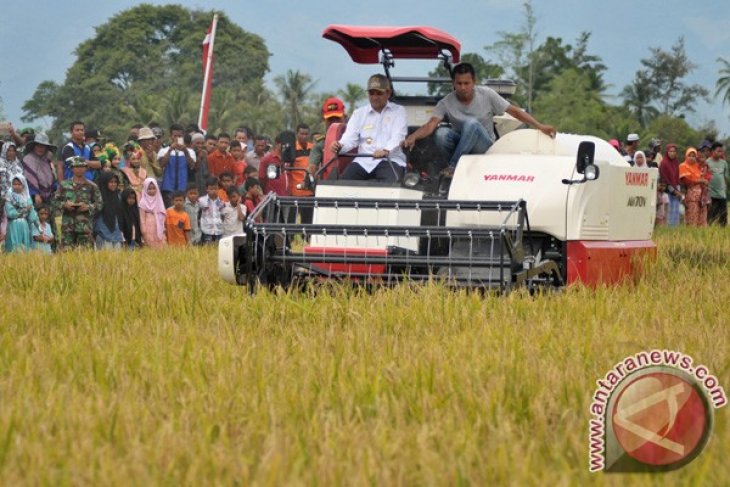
[2, 0, 730, 137]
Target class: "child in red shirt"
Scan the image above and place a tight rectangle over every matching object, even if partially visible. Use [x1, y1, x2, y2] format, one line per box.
[230, 141, 248, 187]
[243, 177, 264, 223]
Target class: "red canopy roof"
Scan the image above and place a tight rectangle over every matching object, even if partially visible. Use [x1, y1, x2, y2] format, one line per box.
[322, 25, 461, 64]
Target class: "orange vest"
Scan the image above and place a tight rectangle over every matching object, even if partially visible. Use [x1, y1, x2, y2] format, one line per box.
[289, 141, 314, 196]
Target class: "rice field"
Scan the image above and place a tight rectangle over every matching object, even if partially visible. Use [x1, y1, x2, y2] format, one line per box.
[0, 226, 728, 485]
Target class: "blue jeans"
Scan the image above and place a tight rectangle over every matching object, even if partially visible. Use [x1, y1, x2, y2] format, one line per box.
[435, 118, 494, 168]
[667, 194, 681, 226]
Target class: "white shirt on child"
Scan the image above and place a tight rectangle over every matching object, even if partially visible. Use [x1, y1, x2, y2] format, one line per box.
[221, 202, 247, 237]
[198, 195, 225, 236]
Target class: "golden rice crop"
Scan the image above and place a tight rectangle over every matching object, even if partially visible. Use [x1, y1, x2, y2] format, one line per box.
[0, 227, 728, 485]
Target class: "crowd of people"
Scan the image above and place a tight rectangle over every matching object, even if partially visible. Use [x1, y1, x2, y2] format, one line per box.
[0, 64, 728, 254]
[607, 134, 729, 227]
[0, 120, 271, 252]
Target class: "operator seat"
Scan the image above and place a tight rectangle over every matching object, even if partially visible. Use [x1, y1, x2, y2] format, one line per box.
[320, 122, 355, 180]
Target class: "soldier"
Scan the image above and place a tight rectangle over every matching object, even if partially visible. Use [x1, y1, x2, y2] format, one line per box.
[54, 156, 103, 249]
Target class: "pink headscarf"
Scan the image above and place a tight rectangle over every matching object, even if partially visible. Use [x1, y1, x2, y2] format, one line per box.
[138, 178, 166, 240]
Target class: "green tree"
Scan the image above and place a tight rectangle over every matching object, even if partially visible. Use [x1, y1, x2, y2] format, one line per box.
[160, 88, 196, 129]
[532, 69, 610, 138]
[620, 71, 659, 128]
[485, 0, 535, 108]
[338, 83, 366, 114]
[521, 0, 538, 112]
[486, 2, 606, 111]
[600, 105, 638, 143]
[21, 5, 271, 143]
[426, 53, 504, 96]
[646, 114, 702, 148]
[274, 69, 317, 130]
[637, 37, 709, 116]
[524, 33, 606, 100]
[715, 57, 730, 107]
[569, 32, 607, 93]
[238, 84, 285, 138]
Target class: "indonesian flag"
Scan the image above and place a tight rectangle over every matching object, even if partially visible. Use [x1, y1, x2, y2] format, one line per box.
[199, 15, 218, 132]
[202, 22, 214, 74]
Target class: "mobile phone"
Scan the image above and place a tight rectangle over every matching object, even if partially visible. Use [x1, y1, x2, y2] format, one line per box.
[0, 122, 10, 136]
[177, 137, 184, 145]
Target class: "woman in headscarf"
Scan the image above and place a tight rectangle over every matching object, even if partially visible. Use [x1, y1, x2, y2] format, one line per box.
[121, 144, 147, 198]
[696, 148, 712, 226]
[633, 150, 649, 168]
[0, 142, 25, 202]
[119, 188, 142, 249]
[22, 133, 58, 208]
[658, 143, 682, 226]
[1, 142, 23, 237]
[4, 174, 38, 252]
[138, 177, 166, 248]
[94, 172, 124, 249]
[99, 143, 126, 191]
[679, 147, 709, 227]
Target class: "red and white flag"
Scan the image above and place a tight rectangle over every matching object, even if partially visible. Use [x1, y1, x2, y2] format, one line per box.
[198, 14, 218, 132]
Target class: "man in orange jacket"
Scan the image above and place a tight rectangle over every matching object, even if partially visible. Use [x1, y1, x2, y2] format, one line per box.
[288, 124, 314, 223]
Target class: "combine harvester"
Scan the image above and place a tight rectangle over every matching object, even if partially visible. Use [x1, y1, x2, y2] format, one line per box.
[219, 26, 657, 293]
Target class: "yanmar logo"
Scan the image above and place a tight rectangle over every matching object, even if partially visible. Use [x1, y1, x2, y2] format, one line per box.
[484, 174, 535, 182]
[625, 172, 649, 186]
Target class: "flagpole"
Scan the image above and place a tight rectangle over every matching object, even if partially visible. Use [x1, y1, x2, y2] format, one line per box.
[198, 13, 219, 133]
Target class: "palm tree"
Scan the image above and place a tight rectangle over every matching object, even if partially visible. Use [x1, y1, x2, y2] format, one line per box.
[274, 70, 317, 129]
[161, 88, 195, 127]
[715, 57, 730, 106]
[620, 71, 659, 128]
[243, 85, 285, 137]
[337, 83, 366, 114]
[207, 88, 239, 133]
[123, 92, 162, 126]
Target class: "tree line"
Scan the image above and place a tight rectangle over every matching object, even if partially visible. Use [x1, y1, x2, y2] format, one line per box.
[15, 3, 730, 148]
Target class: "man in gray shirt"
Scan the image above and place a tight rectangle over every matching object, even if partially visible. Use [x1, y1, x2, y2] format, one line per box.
[706, 142, 728, 226]
[245, 135, 269, 171]
[403, 62, 556, 174]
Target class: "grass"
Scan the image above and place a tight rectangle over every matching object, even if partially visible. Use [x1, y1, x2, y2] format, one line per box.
[0, 227, 728, 485]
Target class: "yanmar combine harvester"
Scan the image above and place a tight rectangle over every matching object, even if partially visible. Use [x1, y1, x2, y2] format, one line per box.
[219, 26, 658, 293]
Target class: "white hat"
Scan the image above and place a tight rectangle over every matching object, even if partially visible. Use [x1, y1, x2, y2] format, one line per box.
[137, 127, 156, 141]
[627, 133, 640, 142]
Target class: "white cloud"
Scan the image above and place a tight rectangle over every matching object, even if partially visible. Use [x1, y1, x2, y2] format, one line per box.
[687, 15, 730, 49]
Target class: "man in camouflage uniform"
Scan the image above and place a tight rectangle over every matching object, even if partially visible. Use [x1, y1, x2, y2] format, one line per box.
[54, 156, 102, 248]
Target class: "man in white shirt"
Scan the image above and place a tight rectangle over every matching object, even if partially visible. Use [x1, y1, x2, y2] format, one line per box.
[331, 74, 407, 182]
[624, 133, 640, 165]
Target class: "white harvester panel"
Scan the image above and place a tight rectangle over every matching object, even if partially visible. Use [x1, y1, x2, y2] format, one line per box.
[446, 130, 657, 241]
[311, 183, 423, 251]
[403, 105, 437, 127]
